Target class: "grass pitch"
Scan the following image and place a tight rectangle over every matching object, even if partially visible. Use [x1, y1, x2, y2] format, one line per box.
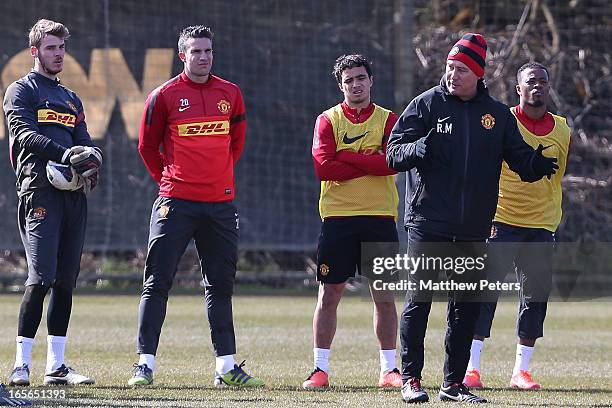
[0, 293, 610, 407]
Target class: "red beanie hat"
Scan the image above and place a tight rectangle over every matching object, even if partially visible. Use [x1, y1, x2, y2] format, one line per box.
[447, 33, 487, 78]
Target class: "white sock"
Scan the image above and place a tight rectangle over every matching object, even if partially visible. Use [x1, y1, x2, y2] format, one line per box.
[46, 335, 66, 373]
[467, 339, 484, 372]
[216, 354, 235, 375]
[379, 349, 396, 374]
[15, 336, 35, 368]
[314, 348, 330, 373]
[138, 354, 156, 372]
[513, 344, 534, 374]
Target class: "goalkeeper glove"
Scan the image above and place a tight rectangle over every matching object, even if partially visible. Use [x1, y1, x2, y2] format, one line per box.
[61, 146, 102, 176]
[79, 170, 99, 194]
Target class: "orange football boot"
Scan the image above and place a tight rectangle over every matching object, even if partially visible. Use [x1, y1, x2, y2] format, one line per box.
[303, 368, 329, 389]
[463, 369, 484, 389]
[510, 370, 541, 390]
[378, 368, 403, 388]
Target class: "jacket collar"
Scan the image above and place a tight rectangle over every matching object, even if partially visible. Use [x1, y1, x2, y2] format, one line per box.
[513, 105, 555, 136]
[340, 101, 375, 122]
[29, 70, 60, 86]
[180, 71, 215, 88]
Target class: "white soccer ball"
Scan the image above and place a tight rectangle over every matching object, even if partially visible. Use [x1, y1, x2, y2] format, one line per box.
[46, 161, 83, 191]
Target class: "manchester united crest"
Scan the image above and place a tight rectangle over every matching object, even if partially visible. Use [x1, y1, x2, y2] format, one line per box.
[481, 113, 495, 130]
[32, 207, 46, 221]
[319, 264, 330, 276]
[66, 100, 77, 113]
[158, 205, 170, 219]
[217, 99, 231, 114]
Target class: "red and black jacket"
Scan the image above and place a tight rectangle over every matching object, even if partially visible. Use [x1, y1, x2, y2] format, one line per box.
[138, 72, 246, 202]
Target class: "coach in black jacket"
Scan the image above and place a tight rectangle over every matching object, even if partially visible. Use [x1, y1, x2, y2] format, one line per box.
[386, 33, 557, 404]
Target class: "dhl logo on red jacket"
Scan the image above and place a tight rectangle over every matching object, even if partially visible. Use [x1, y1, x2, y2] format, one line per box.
[177, 117, 229, 137]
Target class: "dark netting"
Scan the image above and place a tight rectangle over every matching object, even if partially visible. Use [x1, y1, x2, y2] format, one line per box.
[0, 0, 397, 251]
[0, 0, 611, 256]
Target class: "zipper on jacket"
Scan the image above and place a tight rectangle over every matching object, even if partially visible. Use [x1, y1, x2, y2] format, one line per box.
[410, 178, 424, 208]
[460, 102, 469, 224]
[200, 88, 207, 115]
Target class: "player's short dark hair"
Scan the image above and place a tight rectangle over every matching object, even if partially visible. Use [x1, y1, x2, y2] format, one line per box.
[517, 62, 549, 83]
[178, 25, 214, 53]
[332, 54, 372, 84]
[29, 19, 70, 48]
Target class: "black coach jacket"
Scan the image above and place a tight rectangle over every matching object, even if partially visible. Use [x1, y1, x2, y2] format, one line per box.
[386, 76, 541, 241]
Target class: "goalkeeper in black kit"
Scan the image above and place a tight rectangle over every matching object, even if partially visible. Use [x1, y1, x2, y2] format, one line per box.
[3, 19, 101, 387]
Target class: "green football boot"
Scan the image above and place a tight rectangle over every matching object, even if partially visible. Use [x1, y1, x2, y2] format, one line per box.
[214, 360, 264, 387]
[128, 364, 153, 386]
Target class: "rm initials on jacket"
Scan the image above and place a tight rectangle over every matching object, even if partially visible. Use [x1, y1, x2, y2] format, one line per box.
[437, 120, 453, 134]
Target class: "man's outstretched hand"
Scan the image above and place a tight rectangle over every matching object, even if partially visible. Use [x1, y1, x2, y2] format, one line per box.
[532, 144, 559, 179]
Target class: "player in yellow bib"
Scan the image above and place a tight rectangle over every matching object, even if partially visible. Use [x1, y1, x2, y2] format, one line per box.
[464, 62, 571, 391]
[304, 54, 402, 389]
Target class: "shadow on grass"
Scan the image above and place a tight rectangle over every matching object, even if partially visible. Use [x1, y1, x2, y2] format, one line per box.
[30, 386, 612, 408]
[483, 386, 612, 395]
[56, 384, 612, 408]
[75, 384, 612, 394]
[502, 404, 612, 408]
[76, 384, 397, 392]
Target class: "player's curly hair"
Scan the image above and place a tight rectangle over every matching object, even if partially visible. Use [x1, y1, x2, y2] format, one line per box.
[332, 54, 372, 84]
[178, 25, 214, 53]
[517, 62, 549, 83]
[28, 19, 69, 48]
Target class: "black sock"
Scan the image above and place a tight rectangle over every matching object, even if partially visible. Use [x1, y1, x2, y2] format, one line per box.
[17, 284, 50, 338]
[47, 285, 73, 336]
[443, 381, 457, 388]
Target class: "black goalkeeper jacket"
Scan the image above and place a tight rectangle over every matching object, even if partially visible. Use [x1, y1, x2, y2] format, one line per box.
[3, 71, 97, 195]
[386, 76, 541, 241]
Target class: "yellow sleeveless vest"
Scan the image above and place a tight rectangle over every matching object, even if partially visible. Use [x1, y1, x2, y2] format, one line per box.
[319, 104, 398, 219]
[495, 108, 571, 231]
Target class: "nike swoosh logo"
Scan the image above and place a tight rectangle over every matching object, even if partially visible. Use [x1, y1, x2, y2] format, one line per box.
[178, 106, 191, 112]
[342, 131, 369, 144]
[437, 116, 450, 123]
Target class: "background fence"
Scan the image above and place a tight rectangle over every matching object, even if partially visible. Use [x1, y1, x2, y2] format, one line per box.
[0, 0, 610, 257]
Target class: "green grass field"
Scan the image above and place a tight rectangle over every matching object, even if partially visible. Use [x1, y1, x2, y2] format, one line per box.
[0, 293, 610, 407]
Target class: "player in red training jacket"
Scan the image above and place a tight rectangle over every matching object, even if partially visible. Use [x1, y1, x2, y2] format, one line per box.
[129, 25, 263, 388]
